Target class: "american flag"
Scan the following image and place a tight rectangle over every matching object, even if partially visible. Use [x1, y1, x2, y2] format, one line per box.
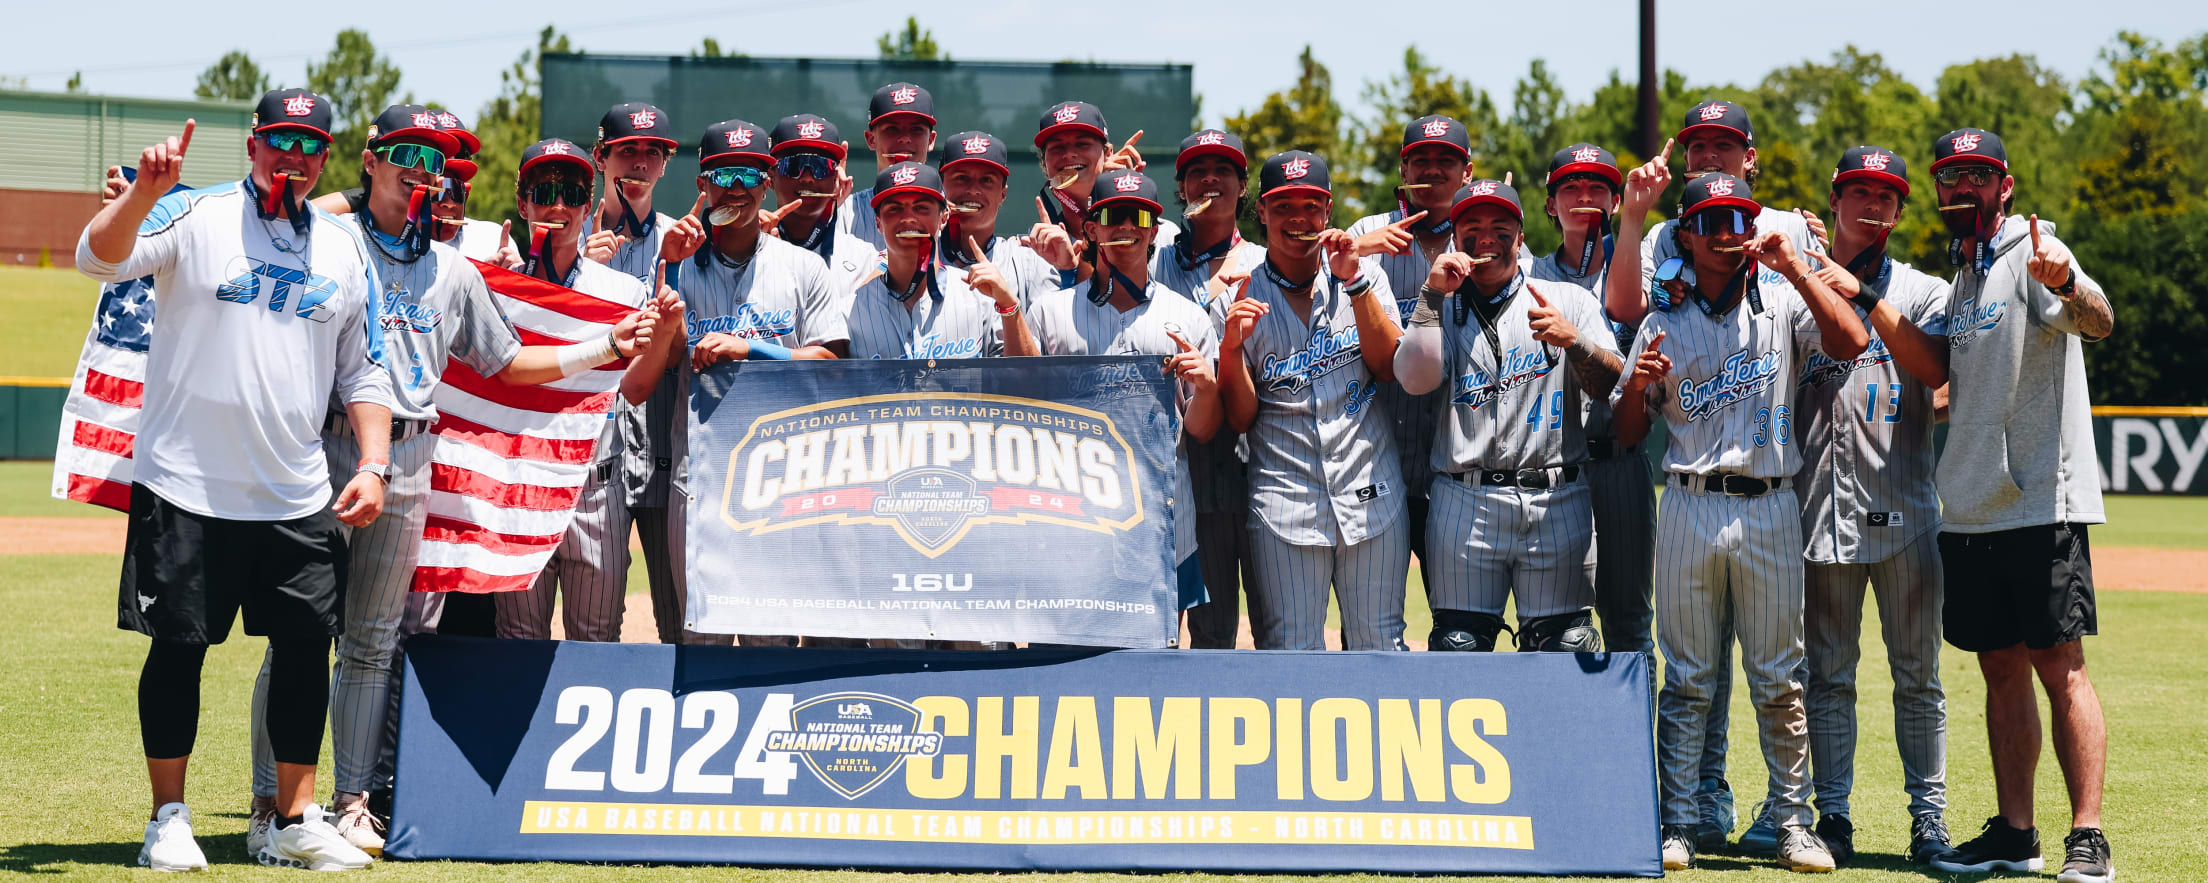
[49, 273, 156, 511]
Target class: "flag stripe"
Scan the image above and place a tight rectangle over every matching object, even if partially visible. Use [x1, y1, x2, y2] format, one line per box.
[426, 491, 589, 538]
[416, 540, 559, 577]
[83, 369, 144, 408]
[434, 436, 589, 490]
[430, 461, 585, 512]
[432, 412, 598, 464]
[440, 362, 617, 415]
[473, 260, 639, 325]
[422, 514, 565, 557]
[71, 420, 135, 457]
[65, 473, 132, 510]
[430, 383, 610, 441]
[411, 565, 538, 595]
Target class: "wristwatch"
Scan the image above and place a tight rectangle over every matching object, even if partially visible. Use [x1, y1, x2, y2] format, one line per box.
[357, 460, 391, 483]
[2051, 270, 2078, 299]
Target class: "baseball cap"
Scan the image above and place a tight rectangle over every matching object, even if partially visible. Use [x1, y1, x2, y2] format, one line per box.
[1832, 145, 1909, 196]
[519, 138, 594, 178]
[1546, 142, 1622, 188]
[1258, 151, 1330, 199]
[938, 130, 1010, 176]
[870, 161, 945, 209]
[366, 104, 462, 156]
[1679, 99, 1754, 146]
[598, 103, 677, 151]
[1177, 129, 1247, 170]
[1035, 101, 1107, 147]
[1930, 128, 2007, 174]
[700, 119, 773, 168]
[770, 114, 845, 159]
[251, 88, 334, 140]
[428, 108, 480, 157]
[1678, 172, 1760, 217]
[1401, 114, 1471, 158]
[444, 159, 479, 183]
[1089, 169, 1162, 214]
[1449, 179, 1523, 223]
[869, 82, 936, 126]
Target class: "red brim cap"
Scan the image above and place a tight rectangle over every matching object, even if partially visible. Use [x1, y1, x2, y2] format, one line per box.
[773, 139, 846, 160]
[871, 110, 936, 126]
[1929, 154, 2007, 174]
[1548, 161, 1623, 188]
[870, 185, 946, 210]
[1033, 122, 1107, 148]
[520, 153, 595, 177]
[1450, 194, 1523, 222]
[941, 156, 1010, 177]
[1399, 140, 1470, 159]
[1177, 143, 1246, 169]
[448, 129, 482, 155]
[1676, 122, 1751, 146]
[605, 134, 680, 151]
[1263, 184, 1330, 200]
[256, 121, 333, 141]
[445, 158, 479, 181]
[373, 126, 462, 156]
[703, 151, 774, 168]
[1688, 195, 1762, 216]
[1089, 194, 1164, 214]
[1832, 168, 1909, 196]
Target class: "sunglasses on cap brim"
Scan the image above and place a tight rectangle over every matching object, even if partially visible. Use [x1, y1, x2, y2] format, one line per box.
[258, 131, 329, 156]
[1932, 165, 2001, 187]
[775, 154, 838, 180]
[1089, 206, 1157, 228]
[373, 142, 446, 176]
[1684, 207, 1753, 236]
[701, 165, 770, 189]
[525, 180, 591, 207]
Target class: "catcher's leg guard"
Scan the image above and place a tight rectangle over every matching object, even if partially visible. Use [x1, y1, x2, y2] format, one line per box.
[1428, 609, 1509, 652]
[1520, 607, 1603, 652]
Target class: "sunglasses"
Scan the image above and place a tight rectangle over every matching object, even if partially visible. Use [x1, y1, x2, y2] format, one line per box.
[1090, 206, 1157, 228]
[1684, 207, 1752, 236]
[374, 142, 447, 175]
[701, 165, 770, 190]
[525, 180, 591, 207]
[259, 131, 328, 156]
[1933, 165, 2001, 188]
[775, 154, 838, 180]
[434, 178, 470, 205]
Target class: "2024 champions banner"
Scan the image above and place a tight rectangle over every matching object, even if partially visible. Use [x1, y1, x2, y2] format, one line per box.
[683, 357, 1183, 647]
[386, 638, 1661, 875]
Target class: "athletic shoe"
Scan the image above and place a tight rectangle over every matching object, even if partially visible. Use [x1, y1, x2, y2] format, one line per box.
[1909, 812, 1955, 864]
[138, 802, 209, 872]
[330, 796, 385, 857]
[1691, 778, 1736, 851]
[257, 812, 372, 871]
[1814, 814, 1854, 866]
[245, 800, 276, 861]
[1661, 823, 1697, 871]
[2057, 827, 2114, 883]
[1738, 799, 1781, 856]
[1779, 824, 1837, 873]
[1932, 816, 2043, 873]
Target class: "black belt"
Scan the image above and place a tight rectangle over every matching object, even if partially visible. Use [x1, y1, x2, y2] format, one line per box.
[1450, 464, 1581, 490]
[1587, 438, 1635, 460]
[325, 412, 433, 442]
[1670, 473, 1792, 497]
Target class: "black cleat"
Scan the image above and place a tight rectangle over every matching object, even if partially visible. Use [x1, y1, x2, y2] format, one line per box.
[2057, 827, 2114, 883]
[1932, 816, 2042, 874]
[1815, 814, 1854, 867]
[1909, 812, 1955, 864]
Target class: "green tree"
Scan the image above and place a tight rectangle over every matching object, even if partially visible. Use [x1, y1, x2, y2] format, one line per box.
[472, 26, 574, 228]
[692, 37, 743, 59]
[877, 17, 943, 62]
[193, 50, 270, 102]
[65, 72, 83, 94]
[2067, 205, 2208, 405]
[1226, 45, 1353, 229]
[1349, 46, 1498, 221]
[2066, 32, 2208, 220]
[306, 29, 406, 198]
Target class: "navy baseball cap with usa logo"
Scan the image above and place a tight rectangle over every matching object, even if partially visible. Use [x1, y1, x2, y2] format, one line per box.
[519, 138, 595, 178]
[1259, 151, 1330, 198]
[869, 82, 936, 126]
[700, 120, 773, 168]
[366, 104, 461, 155]
[1930, 128, 2006, 173]
[870, 161, 945, 209]
[770, 114, 845, 159]
[1035, 101, 1107, 147]
[938, 130, 1010, 176]
[1177, 129, 1246, 170]
[1449, 179, 1523, 223]
[1679, 171, 1760, 216]
[598, 103, 677, 151]
[1546, 142, 1622, 188]
[1833, 145, 1909, 195]
[252, 88, 334, 140]
[1089, 169, 1162, 214]
[1401, 114, 1471, 158]
[1679, 99, 1754, 146]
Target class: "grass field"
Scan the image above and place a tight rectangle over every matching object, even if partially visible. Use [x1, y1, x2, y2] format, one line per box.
[1, 265, 101, 379]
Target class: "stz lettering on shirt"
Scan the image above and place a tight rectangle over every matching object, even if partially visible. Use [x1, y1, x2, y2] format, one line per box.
[212, 256, 339, 323]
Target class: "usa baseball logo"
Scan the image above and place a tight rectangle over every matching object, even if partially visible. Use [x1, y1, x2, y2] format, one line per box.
[1572, 146, 1601, 164]
[1052, 104, 1081, 124]
[436, 111, 460, 129]
[961, 135, 990, 154]
[890, 86, 918, 106]
[1114, 174, 1142, 193]
[798, 120, 825, 140]
[763, 692, 943, 800]
[1706, 177, 1736, 197]
[410, 112, 437, 128]
[1677, 349, 1783, 421]
[891, 166, 919, 186]
[1952, 132, 1981, 152]
[541, 141, 571, 155]
[1422, 118, 1452, 138]
[1469, 180, 1498, 197]
[629, 109, 657, 129]
[1195, 131, 1226, 146]
[726, 128, 754, 147]
[1699, 102, 1729, 121]
[1861, 151, 1893, 171]
[1282, 158, 1311, 180]
[283, 94, 315, 116]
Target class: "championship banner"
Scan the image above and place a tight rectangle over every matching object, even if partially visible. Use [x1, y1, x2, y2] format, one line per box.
[684, 357, 1181, 647]
[387, 638, 1661, 876]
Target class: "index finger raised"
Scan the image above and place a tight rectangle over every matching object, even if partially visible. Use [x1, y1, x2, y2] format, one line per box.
[690, 192, 709, 218]
[1525, 282, 1550, 306]
[178, 119, 195, 156]
[2030, 214, 2043, 250]
[1394, 210, 1429, 230]
[1645, 330, 1667, 352]
[1166, 328, 1195, 352]
[1121, 130, 1144, 152]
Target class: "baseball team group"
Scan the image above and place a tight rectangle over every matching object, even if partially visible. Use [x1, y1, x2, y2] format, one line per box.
[77, 75, 2114, 880]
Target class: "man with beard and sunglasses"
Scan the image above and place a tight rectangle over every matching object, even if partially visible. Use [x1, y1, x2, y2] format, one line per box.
[1921, 129, 2115, 883]
[767, 113, 871, 289]
[1027, 169, 1224, 621]
[845, 161, 1037, 361]
[1611, 173, 1867, 874]
[1346, 114, 1473, 623]
[1783, 145, 1958, 868]
[837, 82, 939, 252]
[78, 88, 392, 872]
[1392, 179, 1620, 655]
[1220, 151, 1408, 653]
[244, 109, 660, 859]
[1152, 128, 1264, 648]
[1610, 99, 1829, 853]
[1526, 143, 1659, 658]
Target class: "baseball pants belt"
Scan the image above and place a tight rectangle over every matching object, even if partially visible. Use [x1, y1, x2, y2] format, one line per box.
[324, 412, 433, 442]
[1669, 472, 1792, 497]
[1586, 438, 1635, 460]
[1450, 464, 1582, 490]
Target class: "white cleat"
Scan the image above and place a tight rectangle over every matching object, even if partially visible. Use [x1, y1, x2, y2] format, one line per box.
[330, 799, 386, 857]
[138, 802, 210, 872]
[245, 801, 275, 860]
[257, 808, 371, 871]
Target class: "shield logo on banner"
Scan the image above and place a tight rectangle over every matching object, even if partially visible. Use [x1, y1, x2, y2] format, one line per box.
[875, 467, 989, 552]
[773, 691, 942, 800]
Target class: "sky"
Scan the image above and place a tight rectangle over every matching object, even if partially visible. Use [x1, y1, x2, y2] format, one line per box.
[11, 1, 2208, 129]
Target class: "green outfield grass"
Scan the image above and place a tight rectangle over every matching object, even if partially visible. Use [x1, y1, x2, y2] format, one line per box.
[1, 265, 102, 379]
[2, 551, 2203, 881]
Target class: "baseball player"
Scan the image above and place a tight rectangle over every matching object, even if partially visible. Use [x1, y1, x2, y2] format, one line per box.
[1027, 168, 1223, 615]
[1153, 129, 1265, 648]
[1609, 99, 1829, 851]
[1347, 114, 1474, 610]
[838, 82, 938, 252]
[79, 89, 391, 871]
[582, 102, 681, 275]
[1923, 128, 2116, 883]
[305, 110, 517, 268]
[1525, 143, 1657, 656]
[1393, 179, 1619, 653]
[1612, 172, 1867, 873]
[845, 161, 1037, 360]
[1032, 101, 1172, 266]
[1219, 151, 1409, 652]
[767, 113, 872, 288]
[935, 129, 1073, 312]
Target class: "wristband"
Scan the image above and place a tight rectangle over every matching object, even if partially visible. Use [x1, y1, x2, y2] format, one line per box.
[994, 301, 1020, 316]
[2051, 270, 2077, 299]
[1056, 267, 1079, 289]
[1849, 292, 1881, 313]
[554, 332, 621, 377]
[743, 341, 792, 361]
[1341, 273, 1373, 298]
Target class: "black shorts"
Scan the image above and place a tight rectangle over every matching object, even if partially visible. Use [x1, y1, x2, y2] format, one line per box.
[1939, 522, 2097, 653]
[118, 484, 348, 644]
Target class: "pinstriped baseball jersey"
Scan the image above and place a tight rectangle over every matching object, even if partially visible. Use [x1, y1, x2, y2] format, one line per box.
[578, 210, 674, 283]
[838, 188, 884, 251]
[1239, 266, 1402, 546]
[1639, 206, 1822, 299]
[1346, 210, 1449, 500]
[1528, 240, 1632, 440]
[1151, 236, 1262, 517]
[944, 234, 1065, 311]
[1618, 277, 1810, 479]
[845, 260, 1007, 359]
[1792, 258, 1951, 564]
[349, 221, 523, 422]
[1026, 278, 1219, 565]
[1150, 234, 1264, 319]
[565, 258, 652, 464]
[1434, 274, 1618, 472]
